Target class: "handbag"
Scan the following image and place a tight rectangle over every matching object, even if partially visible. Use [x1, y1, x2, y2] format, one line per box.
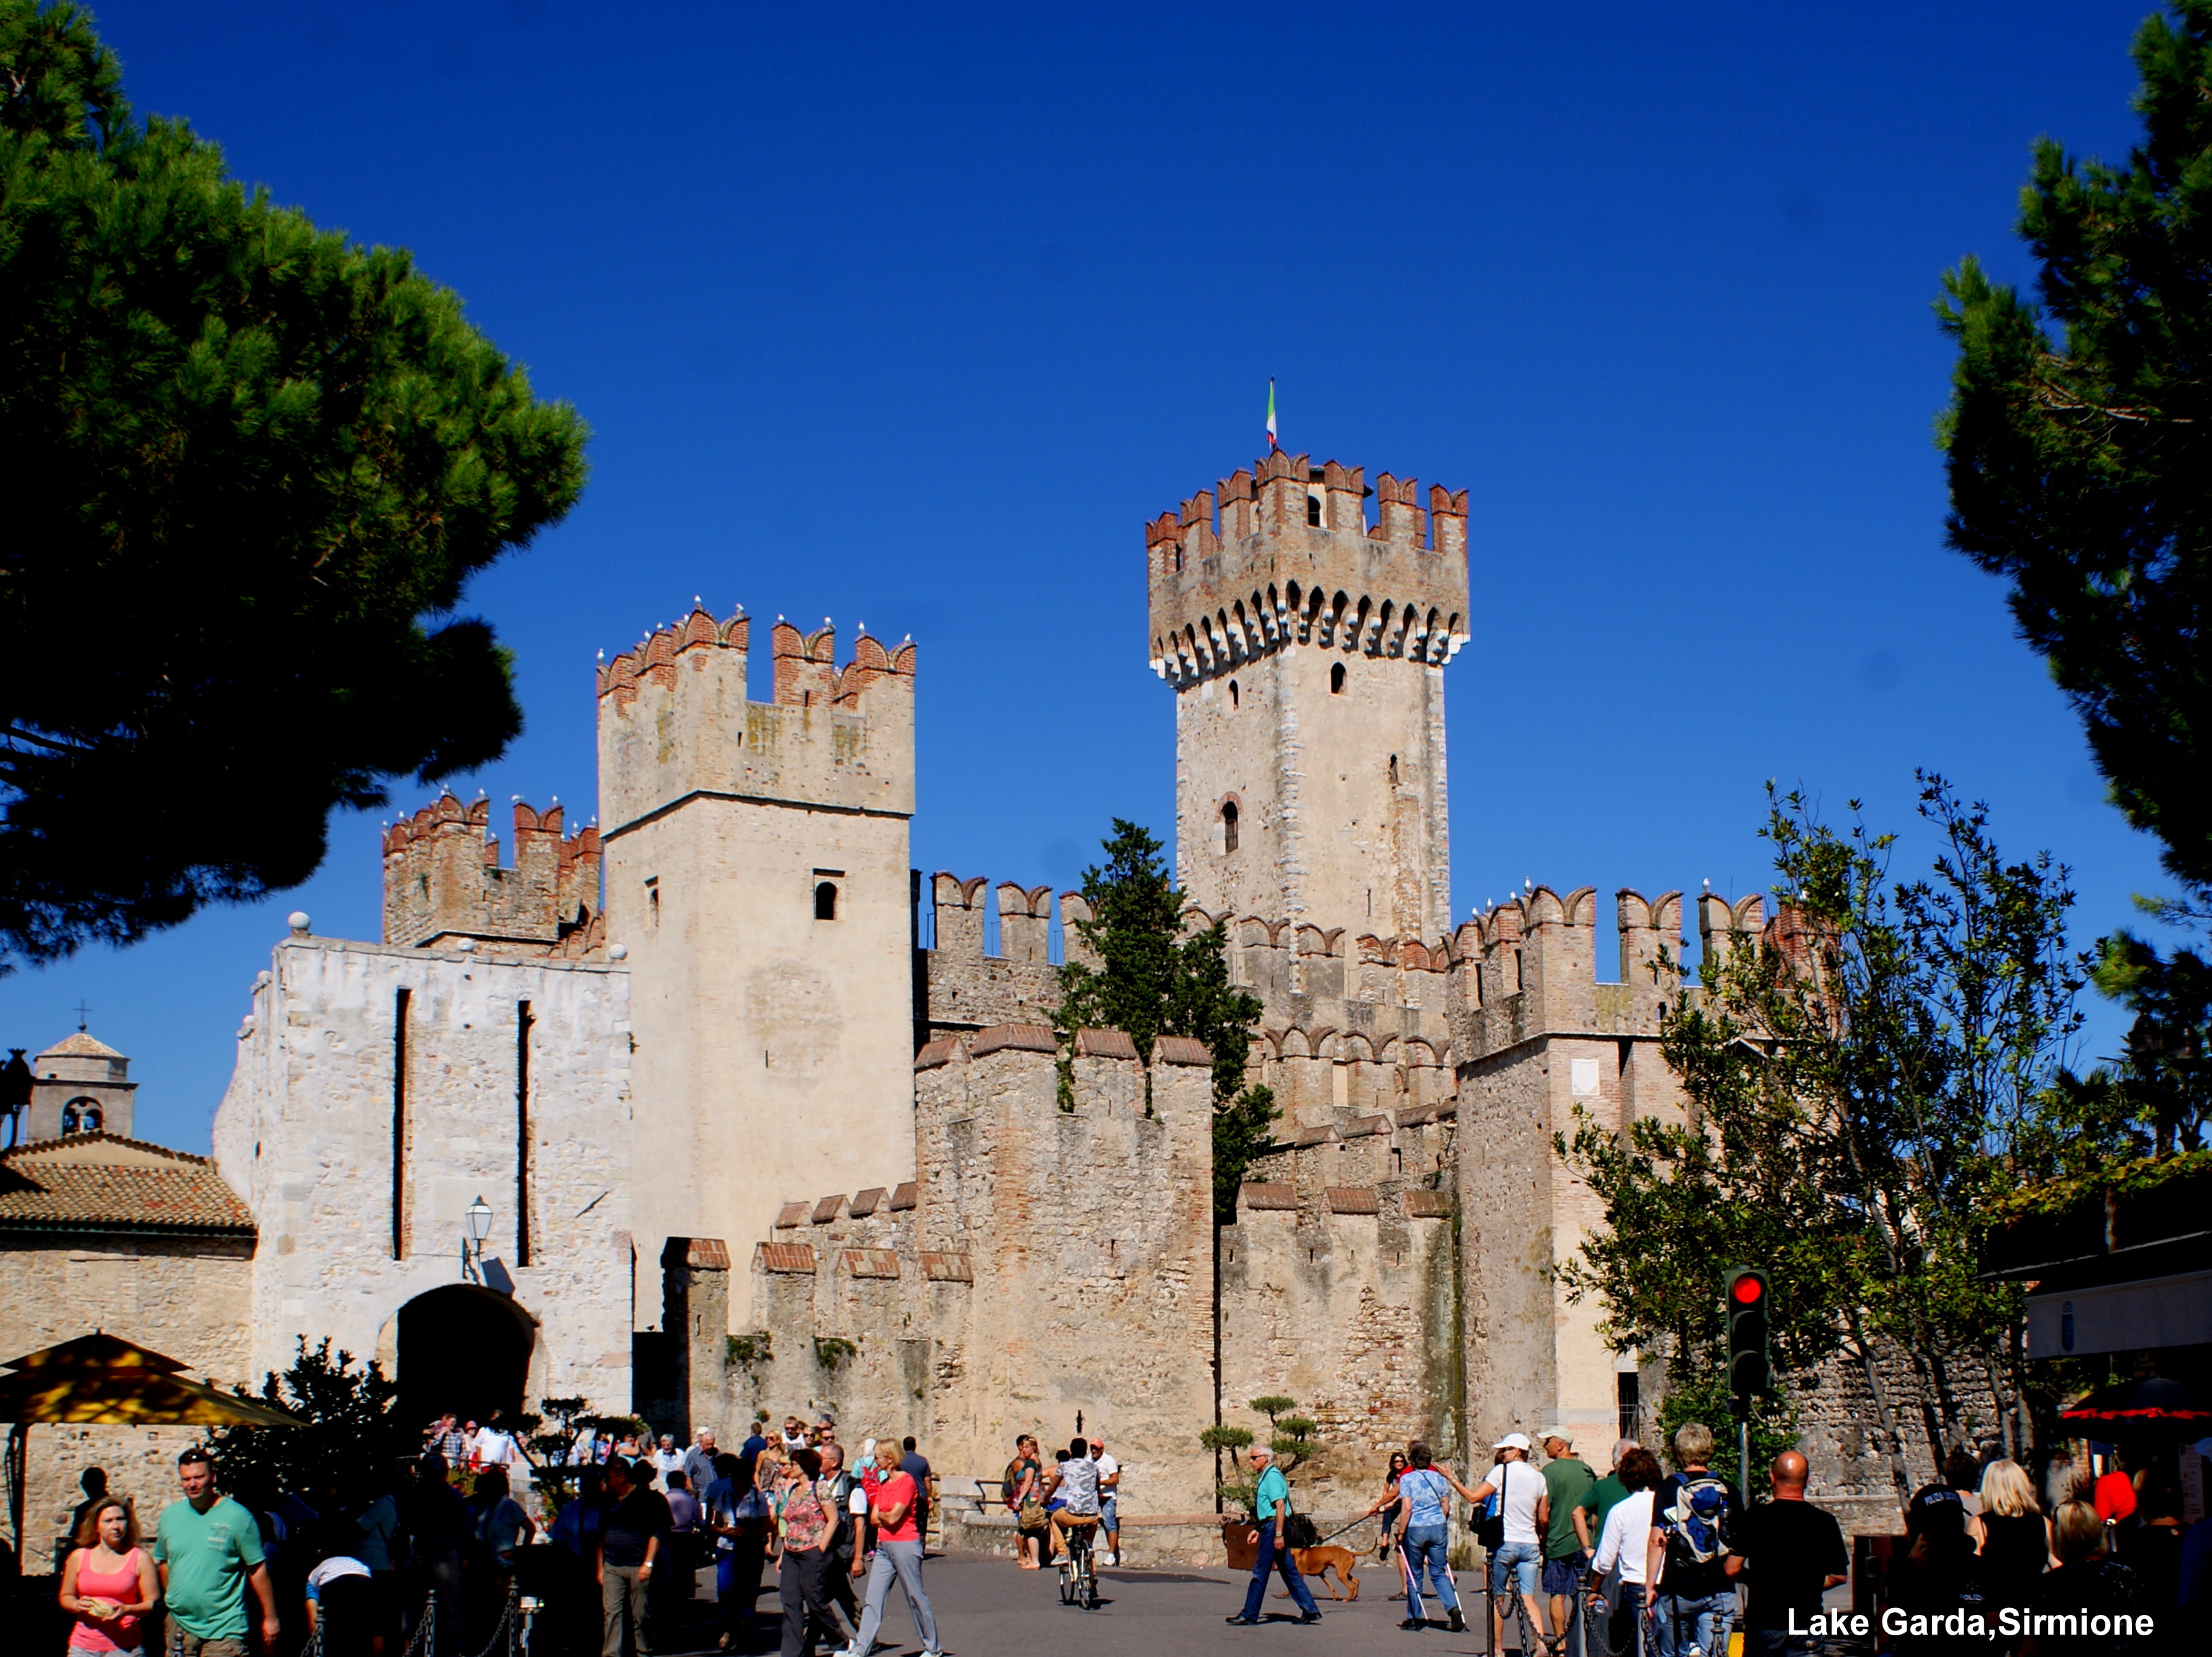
[1020, 1495, 1048, 1529]
[1476, 1461, 1509, 1551]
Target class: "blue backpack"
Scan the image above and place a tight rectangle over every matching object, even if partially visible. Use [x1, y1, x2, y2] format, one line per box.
[1659, 1474, 1732, 1566]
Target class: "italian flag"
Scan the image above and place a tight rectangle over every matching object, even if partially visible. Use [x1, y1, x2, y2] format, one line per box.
[1265, 378, 1278, 449]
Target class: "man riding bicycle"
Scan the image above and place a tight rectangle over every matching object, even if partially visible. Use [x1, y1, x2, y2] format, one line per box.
[1042, 1437, 1103, 1553]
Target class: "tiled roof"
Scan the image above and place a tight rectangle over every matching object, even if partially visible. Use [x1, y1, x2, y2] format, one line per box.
[0, 1136, 251, 1236]
[971, 1024, 1056, 1058]
[773, 1202, 810, 1229]
[849, 1187, 887, 1217]
[842, 1249, 900, 1279]
[1238, 1183, 1296, 1211]
[889, 1181, 918, 1211]
[1155, 1035, 1212, 1067]
[811, 1195, 846, 1225]
[35, 1031, 124, 1061]
[1403, 1190, 1452, 1218]
[756, 1243, 817, 1274]
[1075, 1029, 1139, 1061]
[1324, 1186, 1379, 1215]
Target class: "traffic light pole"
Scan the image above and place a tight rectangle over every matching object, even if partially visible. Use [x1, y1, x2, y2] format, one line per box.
[1740, 1416, 1750, 1504]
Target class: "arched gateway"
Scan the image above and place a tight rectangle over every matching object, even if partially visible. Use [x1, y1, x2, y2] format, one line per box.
[395, 1285, 537, 1429]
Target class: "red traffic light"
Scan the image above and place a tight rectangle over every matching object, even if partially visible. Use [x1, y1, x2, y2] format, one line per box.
[1730, 1272, 1765, 1306]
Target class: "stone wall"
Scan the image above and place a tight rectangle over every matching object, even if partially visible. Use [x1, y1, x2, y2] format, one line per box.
[704, 1029, 1218, 1562]
[0, 1233, 251, 1568]
[212, 935, 635, 1410]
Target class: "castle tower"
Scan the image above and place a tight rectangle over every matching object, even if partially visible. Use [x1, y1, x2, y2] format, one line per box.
[1148, 452, 1469, 937]
[596, 606, 918, 1264]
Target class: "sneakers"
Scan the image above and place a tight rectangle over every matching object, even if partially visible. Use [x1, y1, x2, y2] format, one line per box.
[1400, 1618, 1425, 1631]
[1447, 1609, 1465, 1633]
[1103, 1552, 1118, 1567]
[1297, 1611, 1323, 1624]
[1226, 1615, 1261, 1626]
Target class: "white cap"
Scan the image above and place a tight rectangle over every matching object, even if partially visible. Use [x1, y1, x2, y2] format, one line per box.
[1493, 1431, 1533, 1451]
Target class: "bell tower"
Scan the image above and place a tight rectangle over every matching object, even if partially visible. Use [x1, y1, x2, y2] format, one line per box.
[1147, 450, 1469, 937]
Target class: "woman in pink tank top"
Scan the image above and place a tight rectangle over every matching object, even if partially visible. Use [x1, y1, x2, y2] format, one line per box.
[59, 1498, 160, 1656]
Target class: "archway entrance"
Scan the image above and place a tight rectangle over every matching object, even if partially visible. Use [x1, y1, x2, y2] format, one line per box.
[395, 1285, 536, 1430]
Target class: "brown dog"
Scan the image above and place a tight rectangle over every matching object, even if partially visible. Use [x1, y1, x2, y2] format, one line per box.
[1289, 1545, 1361, 1601]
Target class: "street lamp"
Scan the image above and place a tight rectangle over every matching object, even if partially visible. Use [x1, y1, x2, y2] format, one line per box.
[463, 1195, 493, 1283]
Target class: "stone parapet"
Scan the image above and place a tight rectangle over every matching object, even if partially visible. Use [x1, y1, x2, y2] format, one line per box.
[382, 793, 603, 956]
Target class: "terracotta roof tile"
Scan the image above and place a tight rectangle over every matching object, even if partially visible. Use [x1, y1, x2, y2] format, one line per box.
[1403, 1190, 1452, 1218]
[811, 1195, 846, 1225]
[1075, 1029, 1139, 1061]
[842, 1248, 901, 1279]
[889, 1181, 919, 1211]
[0, 1139, 250, 1236]
[1289, 1124, 1336, 1148]
[1325, 1187, 1379, 1215]
[662, 1236, 731, 1269]
[1342, 1113, 1390, 1139]
[919, 1250, 972, 1282]
[755, 1243, 817, 1274]
[849, 1187, 887, 1217]
[773, 1202, 811, 1229]
[1238, 1183, 1296, 1211]
[914, 1037, 961, 1071]
[971, 1024, 1056, 1058]
[1154, 1035, 1212, 1067]
[35, 1031, 124, 1061]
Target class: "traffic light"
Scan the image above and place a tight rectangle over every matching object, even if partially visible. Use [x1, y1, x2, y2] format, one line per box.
[1726, 1267, 1770, 1404]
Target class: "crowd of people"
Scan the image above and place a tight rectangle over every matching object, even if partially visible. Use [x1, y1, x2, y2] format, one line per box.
[42, 1409, 952, 1657]
[1216, 1422, 2210, 1654]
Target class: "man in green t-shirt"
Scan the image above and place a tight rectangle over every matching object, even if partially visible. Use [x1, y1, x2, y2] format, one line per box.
[1573, 1439, 1639, 1545]
[1539, 1431, 1598, 1649]
[152, 1447, 279, 1656]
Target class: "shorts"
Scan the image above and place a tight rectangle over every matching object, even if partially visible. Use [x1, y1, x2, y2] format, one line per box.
[1541, 1551, 1588, 1595]
[1489, 1538, 1541, 1599]
[1100, 1495, 1118, 1529]
[167, 1635, 249, 1657]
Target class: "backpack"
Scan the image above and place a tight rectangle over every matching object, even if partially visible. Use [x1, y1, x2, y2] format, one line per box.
[1658, 1474, 1733, 1566]
[1475, 1462, 1511, 1550]
[1283, 1512, 1320, 1549]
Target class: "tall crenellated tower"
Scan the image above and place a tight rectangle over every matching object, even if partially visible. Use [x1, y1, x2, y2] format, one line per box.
[596, 605, 918, 1263]
[1148, 450, 1469, 937]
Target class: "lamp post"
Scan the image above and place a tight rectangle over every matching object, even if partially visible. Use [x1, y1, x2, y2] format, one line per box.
[463, 1194, 493, 1283]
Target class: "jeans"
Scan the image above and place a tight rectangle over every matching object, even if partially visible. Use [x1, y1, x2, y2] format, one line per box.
[602, 1563, 652, 1657]
[853, 1539, 940, 1653]
[1654, 1590, 1736, 1657]
[1491, 1538, 1542, 1599]
[1401, 1526, 1460, 1618]
[1239, 1526, 1321, 1620]
[719, 1539, 768, 1635]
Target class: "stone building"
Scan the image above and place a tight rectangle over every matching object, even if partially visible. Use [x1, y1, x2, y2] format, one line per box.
[3, 445, 1929, 1567]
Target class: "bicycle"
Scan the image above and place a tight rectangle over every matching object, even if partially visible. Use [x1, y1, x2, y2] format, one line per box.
[1056, 1516, 1101, 1609]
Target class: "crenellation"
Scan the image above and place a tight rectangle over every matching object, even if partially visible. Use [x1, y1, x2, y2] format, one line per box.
[381, 792, 603, 957]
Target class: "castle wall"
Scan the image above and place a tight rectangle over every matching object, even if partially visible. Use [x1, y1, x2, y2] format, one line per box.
[597, 608, 918, 1270]
[382, 795, 603, 956]
[212, 936, 635, 1408]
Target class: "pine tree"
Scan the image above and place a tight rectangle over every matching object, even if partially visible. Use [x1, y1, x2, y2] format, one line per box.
[1056, 820, 1277, 1222]
[0, 3, 588, 969]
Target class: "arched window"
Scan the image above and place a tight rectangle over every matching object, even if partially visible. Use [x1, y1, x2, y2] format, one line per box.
[1306, 492, 1323, 527]
[82, 1103, 101, 1133]
[1389, 753, 1399, 786]
[1228, 679, 1240, 711]
[1330, 662, 1346, 695]
[62, 1097, 98, 1135]
[815, 881, 838, 921]
[1221, 801, 1239, 855]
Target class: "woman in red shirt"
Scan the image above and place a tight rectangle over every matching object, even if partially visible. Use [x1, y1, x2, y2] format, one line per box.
[59, 1498, 160, 1657]
[845, 1455, 942, 1657]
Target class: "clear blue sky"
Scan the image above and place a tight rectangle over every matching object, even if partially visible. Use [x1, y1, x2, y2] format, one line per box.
[1, 0, 2186, 1150]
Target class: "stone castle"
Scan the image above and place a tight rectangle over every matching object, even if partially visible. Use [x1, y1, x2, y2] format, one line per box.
[1, 447, 1939, 1565]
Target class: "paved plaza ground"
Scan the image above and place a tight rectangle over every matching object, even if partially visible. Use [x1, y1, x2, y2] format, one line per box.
[646, 1552, 1549, 1657]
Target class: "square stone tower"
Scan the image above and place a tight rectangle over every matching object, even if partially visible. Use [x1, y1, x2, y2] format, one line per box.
[1148, 450, 1469, 936]
[596, 606, 918, 1263]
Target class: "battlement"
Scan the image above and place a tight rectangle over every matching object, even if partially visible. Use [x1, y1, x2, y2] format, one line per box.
[1454, 883, 1789, 1057]
[380, 791, 603, 956]
[1147, 451, 1470, 685]
[596, 603, 916, 834]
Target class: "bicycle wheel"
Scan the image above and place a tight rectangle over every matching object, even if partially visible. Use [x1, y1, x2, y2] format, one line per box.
[1083, 1552, 1100, 1610]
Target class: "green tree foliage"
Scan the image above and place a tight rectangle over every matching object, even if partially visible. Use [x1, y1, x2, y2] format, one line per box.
[0, 2, 588, 970]
[1937, 1, 2212, 898]
[1558, 778, 2086, 1501]
[1056, 820, 1277, 1222]
[1936, 2, 2212, 1165]
[209, 1338, 415, 1504]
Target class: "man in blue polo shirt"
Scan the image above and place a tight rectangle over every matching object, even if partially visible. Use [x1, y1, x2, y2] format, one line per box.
[1226, 1445, 1323, 1626]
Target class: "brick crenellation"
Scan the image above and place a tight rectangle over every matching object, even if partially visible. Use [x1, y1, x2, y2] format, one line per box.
[380, 792, 603, 956]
